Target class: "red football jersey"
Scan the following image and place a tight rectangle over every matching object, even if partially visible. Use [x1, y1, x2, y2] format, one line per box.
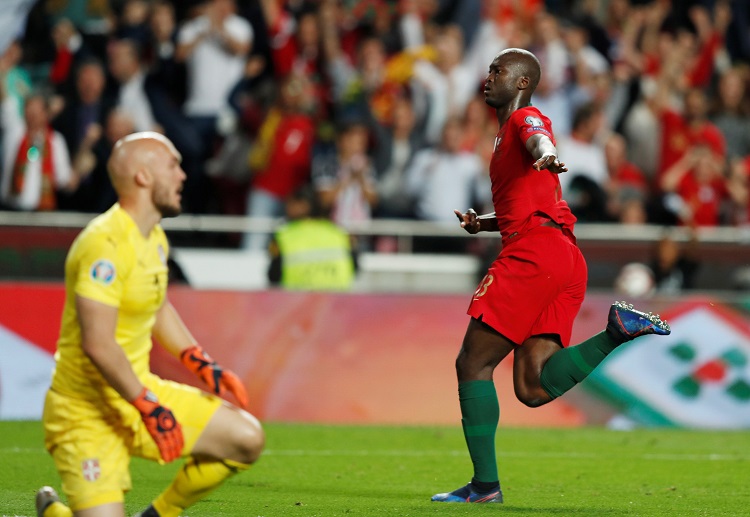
[489, 106, 577, 242]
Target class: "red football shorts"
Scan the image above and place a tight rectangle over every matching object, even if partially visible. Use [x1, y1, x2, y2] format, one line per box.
[467, 226, 587, 347]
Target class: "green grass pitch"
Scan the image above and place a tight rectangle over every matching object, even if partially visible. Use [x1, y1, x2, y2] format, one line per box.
[1, 421, 749, 516]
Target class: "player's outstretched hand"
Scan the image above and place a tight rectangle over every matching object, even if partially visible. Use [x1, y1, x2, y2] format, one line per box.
[454, 208, 480, 234]
[533, 153, 567, 174]
[181, 345, 250, 409]
[131, 387, 183, 462]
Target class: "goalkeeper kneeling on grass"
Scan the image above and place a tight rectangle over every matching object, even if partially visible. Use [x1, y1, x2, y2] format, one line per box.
[35, 132, 264, 517]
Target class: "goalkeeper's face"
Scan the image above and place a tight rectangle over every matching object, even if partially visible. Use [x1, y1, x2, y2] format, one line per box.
[150, 145, 186, 219]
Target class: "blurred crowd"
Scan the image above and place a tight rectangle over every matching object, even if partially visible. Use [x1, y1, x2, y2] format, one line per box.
[2, 0, 750, 250]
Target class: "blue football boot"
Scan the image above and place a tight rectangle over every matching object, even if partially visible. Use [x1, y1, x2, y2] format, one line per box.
[606, 301, 671, 344]
[431, 482, 503, 503]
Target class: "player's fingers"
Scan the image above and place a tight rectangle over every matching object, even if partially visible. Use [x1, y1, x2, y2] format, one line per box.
[157, 435, 175, 462]
[173, 424, 184, 458]
[201, 368, 223, 395]
[164, 426, 183, 462]
[224, 372, 250, 409]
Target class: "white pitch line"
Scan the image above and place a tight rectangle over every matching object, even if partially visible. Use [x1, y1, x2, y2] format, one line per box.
[2, 447, 748, 462]
[260, 449, 750, 462]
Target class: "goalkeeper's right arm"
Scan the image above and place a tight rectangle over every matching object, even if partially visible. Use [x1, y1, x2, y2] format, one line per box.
[77, 295, 184, 462]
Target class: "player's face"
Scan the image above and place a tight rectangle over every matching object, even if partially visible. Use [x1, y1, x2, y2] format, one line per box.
[484, 55, 518, 109]
[151, 147, 186, 218]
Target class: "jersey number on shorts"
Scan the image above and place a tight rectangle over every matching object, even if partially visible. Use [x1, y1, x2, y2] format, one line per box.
[473, 274, 494, 300]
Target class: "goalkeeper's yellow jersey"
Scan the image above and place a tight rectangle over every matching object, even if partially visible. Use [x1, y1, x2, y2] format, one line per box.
[51, 203, 169, 403]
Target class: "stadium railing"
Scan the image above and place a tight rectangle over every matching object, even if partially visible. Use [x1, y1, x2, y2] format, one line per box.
[1, 211, 749, 292]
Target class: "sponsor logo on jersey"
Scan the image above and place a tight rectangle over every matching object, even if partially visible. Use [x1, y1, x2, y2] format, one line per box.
[158, 244, 167, 265]
[90, 259, 116, 285]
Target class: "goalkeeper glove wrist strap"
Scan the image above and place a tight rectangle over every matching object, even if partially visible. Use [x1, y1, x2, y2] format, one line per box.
[131, 387, 159, 414]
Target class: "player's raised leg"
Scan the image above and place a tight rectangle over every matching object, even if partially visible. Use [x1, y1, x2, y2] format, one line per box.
[138, 404, 264, 517]
[431, 318, 513, 503]
[537, 301, 670, 401]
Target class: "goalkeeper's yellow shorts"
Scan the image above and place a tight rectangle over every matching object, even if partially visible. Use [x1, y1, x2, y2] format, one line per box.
[42, 374, 222, 512]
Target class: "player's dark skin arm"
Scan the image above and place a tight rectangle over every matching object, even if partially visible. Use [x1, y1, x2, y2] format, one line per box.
[526, 133, 568, 174]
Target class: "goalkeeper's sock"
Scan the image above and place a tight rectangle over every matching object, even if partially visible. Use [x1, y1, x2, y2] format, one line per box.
[42, 502, 72, 517]
[152, 457, 250, 517]
[459, 380, 500, 487]
[540, 331, 618, 399]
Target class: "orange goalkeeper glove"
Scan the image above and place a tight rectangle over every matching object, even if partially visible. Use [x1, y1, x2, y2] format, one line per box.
[180, 345, 249, 409]
[131, 387, 183, 462]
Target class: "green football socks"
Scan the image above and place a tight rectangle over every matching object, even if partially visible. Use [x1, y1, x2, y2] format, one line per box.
[459, 380, 500, 486]
[540, 330, 618, 399]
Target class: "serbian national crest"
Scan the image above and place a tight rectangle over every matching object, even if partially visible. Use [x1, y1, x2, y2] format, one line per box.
[82, 458, 101, 482]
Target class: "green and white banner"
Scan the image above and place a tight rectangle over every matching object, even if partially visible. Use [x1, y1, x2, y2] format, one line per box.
[589, 303, 750, 429]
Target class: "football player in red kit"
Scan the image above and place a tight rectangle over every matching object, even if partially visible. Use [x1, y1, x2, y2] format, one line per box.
[431, 48, 671, 504]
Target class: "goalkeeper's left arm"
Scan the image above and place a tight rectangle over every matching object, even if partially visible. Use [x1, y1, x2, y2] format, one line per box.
[152, 300, 249, 409]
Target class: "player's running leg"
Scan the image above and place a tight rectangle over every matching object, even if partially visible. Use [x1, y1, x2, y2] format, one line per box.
[538, 301, 670, 401]
[432, 317, 514, 503]
[139, 405, 264, 517]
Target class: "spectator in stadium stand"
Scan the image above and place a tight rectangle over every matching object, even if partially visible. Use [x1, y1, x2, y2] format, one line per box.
[53, 58, 114, 166]
[603, 132, 648, 222]
[432, 47, 670, 505]
[1, 39, 32, 113]
[106, 39, 161, 134]
[319, 1, 397, 128]
[145, 0, 188, 108]
[0, 91, 78, 211]
[33, 131, 263, 517]
[44, 0, 113, 64]
[241, 72, 316, 250]
[458, 94, 493, 155]
[660, 143, 729, 227]
[176, 0, 253, 156]
[710, 67, 750, 160]
[650, 232, 701, 294]
[555, 101, 610, 221]
[370, 94, 424, 220]
[527, 11, 572, 136]
[311, 119, 378, 243]
[409, 23, 486, 144]
[267, 184, 356, 291]
[259, 0, 322, 80]
[560, 16, 611, 125]
[65, 108, 135, 213]
[724, 155, 750, 226]
[656, 87, 726, 190]
[406, 116, 487, 224]
[115, 0, 151, 46]
[405, 116, 487, 253]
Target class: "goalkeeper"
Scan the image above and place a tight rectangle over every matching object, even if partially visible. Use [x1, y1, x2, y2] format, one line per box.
[36, 132, 264, 517]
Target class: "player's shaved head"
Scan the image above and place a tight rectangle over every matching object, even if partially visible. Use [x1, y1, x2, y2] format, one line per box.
[108, 132, 181, 195]
[497, 48, 541, 93]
